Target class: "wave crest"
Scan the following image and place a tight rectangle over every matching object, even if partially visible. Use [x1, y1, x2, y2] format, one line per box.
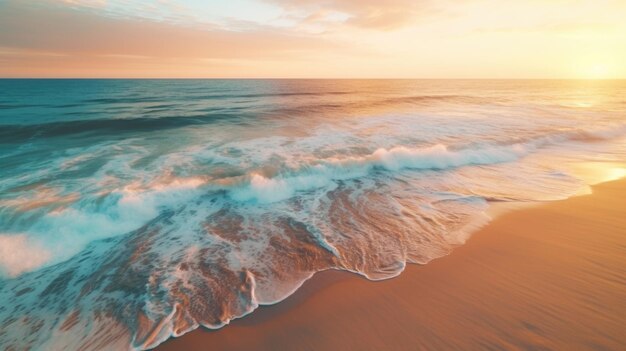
[233, 143, 527, 203]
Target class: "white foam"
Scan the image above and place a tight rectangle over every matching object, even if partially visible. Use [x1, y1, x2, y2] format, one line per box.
[232, 143, 527, 203]
[0, 234, 52, 278]
[0, 176, 207, 276]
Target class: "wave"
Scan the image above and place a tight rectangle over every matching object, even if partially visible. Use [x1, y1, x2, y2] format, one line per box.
[0, 113, 246, 142]
[384, 94, 484, 105]
[0, 233, 52, 277]
[1, 123, 624, 276]
[232, 143, 527, 203]
[229, 123, 626, 203]
[79, 91, 353, 105]
[3, 120, 625, 275]
[0, 141, 527, 276]
[0, 103, 46, 110]
[565, 124, 626, 142]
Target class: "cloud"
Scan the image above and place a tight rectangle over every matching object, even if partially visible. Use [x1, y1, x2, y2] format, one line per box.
[474, 21, 615, 34]
[59, 0, 107, 7]
[0, 0, 348, 77]
[2, 0, 625, 78]
[0, 1, 337, 59]
[267, 0, 436, 30]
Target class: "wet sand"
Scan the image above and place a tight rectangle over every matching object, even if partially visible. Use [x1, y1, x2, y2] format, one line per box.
[157, 178, 626, 350]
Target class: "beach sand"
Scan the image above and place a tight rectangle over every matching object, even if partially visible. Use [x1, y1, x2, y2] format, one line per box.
[156, 178, 626, 350]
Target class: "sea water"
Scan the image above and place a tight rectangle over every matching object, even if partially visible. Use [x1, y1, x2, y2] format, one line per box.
[0, 79, 625, 350]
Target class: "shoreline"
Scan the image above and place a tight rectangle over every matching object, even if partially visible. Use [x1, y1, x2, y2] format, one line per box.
[156, 177, 626, 350]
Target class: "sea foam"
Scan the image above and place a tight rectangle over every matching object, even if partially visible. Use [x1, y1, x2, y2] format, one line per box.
[0, 234, 51, 278]
[232, 143, 527, 203]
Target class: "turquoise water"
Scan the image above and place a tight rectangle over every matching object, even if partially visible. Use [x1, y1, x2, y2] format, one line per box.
[0, 79, 625, 350]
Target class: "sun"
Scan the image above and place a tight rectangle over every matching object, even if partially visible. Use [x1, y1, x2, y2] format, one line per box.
[572, 56, 616, 79]
[585, 63, 611, 79]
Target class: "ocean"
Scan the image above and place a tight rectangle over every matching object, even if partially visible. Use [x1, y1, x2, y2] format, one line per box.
[1, 79, 625, 350]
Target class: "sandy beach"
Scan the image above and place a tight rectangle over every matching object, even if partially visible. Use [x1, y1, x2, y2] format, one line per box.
[157, 177, 626, 351]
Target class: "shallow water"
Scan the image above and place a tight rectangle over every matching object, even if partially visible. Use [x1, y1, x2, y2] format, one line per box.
[0, 79, 625, 350]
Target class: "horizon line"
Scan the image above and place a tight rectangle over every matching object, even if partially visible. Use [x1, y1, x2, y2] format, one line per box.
[2, 77, 625, 80]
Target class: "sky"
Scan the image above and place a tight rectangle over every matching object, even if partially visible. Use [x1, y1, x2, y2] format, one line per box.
[1, 0, 625, 78]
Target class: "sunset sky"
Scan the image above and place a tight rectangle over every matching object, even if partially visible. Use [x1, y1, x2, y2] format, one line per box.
[1, 0, 625, 78]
